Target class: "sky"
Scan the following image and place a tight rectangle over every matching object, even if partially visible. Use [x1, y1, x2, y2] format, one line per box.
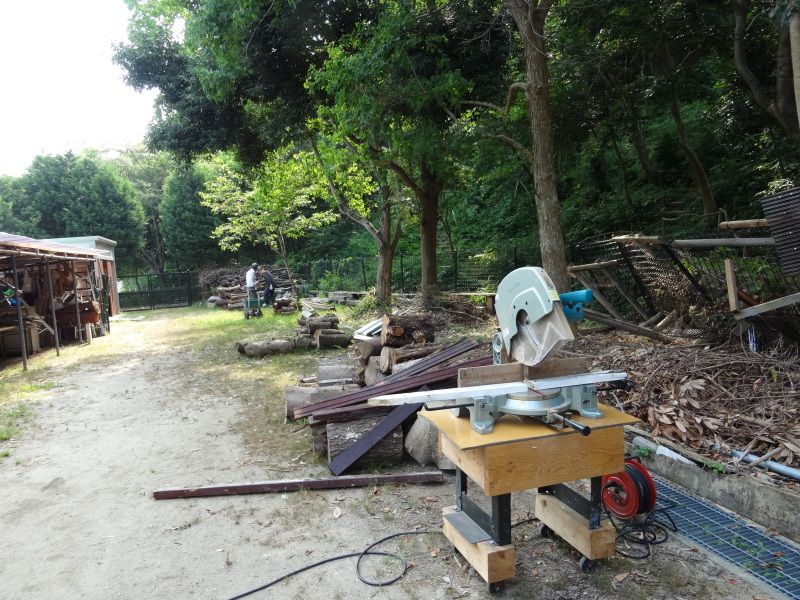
[0, 0, 159, 178]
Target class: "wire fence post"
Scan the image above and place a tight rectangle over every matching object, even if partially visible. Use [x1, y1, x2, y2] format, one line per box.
[452, 250, 458, 292]
[361, 258, 368, 290]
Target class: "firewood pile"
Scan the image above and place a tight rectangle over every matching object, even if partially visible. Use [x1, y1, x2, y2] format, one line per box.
[201, 265, 304, 309]
[579, 334, 800, 476]
[284, 311, 491, 474]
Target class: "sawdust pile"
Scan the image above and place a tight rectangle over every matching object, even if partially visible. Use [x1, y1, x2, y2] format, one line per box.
[572, 334, 800, 470]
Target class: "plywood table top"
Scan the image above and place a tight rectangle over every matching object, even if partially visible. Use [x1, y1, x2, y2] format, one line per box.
[419, 404, 639, 450]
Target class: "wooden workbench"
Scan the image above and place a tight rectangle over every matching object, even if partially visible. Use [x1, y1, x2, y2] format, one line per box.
[420, 403, 639, 589]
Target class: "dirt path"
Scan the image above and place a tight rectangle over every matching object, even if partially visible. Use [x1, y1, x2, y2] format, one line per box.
[0, 315, 778, 600]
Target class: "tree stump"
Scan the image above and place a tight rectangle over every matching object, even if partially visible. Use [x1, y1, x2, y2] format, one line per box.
[326, 416, 403, 468]
[380, 313, 435, 347]
[317, 333, 352, 349]
[364, 356, 386, 386]
[354, 337, 383, 364]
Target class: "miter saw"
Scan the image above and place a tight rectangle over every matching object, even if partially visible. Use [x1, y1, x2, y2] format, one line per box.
[372, 267, 628, 435]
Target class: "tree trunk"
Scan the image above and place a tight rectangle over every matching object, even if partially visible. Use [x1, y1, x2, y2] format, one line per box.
[316, 333, 352, 349]
[355, 337, 383, 364]
[628, 100, 658, 184]
[669, 87, 717, 216]
[364, 356, 387, 386]
[733, 0, 800, 147]
[235, 339, 295, 357]
[506, 0, 570, 293]
[417, 164, 443, 298]
[326, 416, 404, 467]
[791, 13, 800, 133]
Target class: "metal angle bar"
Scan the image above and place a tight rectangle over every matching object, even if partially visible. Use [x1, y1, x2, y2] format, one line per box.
[153, 471, 444, 499]
[369, 371, 627, 405]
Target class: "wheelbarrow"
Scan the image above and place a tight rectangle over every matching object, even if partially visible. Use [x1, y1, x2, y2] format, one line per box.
[243, 297, 263, 319]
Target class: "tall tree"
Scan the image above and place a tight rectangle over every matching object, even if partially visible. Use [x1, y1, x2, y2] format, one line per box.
[502, 0, 571, 291]
[161, 162, 226, 270]
[22, 153, 146, 267]
[111, 146, 173, 272]
[200, 149, 337, 294]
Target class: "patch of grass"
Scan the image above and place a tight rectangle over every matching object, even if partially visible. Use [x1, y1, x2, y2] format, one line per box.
[0, 403, 33, 441]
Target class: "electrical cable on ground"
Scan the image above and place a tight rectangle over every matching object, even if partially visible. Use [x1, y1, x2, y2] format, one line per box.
[225, 530, 441, 600]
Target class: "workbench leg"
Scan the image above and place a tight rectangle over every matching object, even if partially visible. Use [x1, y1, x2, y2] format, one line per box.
[491, 494, 512, 546]
[455, 467, 468, 510]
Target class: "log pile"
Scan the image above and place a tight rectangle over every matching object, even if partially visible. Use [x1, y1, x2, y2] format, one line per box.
[201, 265, 305, 310]
[235, 311, 353, 357]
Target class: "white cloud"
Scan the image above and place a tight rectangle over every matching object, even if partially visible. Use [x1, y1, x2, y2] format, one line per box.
[0, 0, 158, 177]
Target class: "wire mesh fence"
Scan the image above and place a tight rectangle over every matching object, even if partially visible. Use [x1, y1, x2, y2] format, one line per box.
[118, 271, 195, 311]
[298, 245, 542, 294]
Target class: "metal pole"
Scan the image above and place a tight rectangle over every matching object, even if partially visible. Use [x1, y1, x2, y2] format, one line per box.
[185, 270, 192, 306]
[10, 255, 28, 370]
[45, 258, 60, 356]
[452, 250, 458, 292]
[148, 274, 154, 310]
[361, 258, 367, 290]
[400, 254, 404, 293]
[72, 261, 83, 342]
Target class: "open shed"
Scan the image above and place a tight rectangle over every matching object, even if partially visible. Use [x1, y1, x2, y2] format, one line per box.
[0, 232, 118, 370]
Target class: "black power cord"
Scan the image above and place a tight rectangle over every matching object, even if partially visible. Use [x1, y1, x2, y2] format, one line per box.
[225, 530, 442, 600]
[602, 464, 679, 559]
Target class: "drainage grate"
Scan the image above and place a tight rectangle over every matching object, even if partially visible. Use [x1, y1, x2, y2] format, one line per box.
[655, 477, 800, 599]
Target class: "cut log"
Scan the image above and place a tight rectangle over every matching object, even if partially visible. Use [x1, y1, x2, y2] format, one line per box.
[352, 366, 366, 387]
[392, 358, 423, 375]
[326, 416, 403, 469]
[275, 298, 293, 308]
[296, 334, 315, 350]
[308, 319, 340, 334]
[405, 416, 455, 470]
[378, 346, 394, 374]
[235, 339, 296, 357]
[313, 328, 343, 340]
[354, 337, 383, 364]
[316, 332, 352, 349]
[317, 363, 355, 382]
[380, 313, 435, 347]
[285, 384, 361, 420]
[364, 356, 386, 386]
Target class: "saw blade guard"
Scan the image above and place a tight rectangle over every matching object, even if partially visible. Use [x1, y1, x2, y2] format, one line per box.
[495, 267, 573, 365]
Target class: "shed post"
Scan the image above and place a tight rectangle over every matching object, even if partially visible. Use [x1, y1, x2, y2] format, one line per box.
[10, 254, 28, 371]
[45, 258, 60, 356]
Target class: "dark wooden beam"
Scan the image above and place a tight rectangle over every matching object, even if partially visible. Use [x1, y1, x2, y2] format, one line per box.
[153, 470, 443, 500]
[328, 403, 423, 476]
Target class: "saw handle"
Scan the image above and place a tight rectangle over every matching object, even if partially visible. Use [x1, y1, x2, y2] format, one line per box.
[552, 413, 591, 436]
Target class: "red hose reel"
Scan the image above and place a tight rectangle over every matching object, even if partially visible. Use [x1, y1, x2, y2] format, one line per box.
[601, 459, 657, 519]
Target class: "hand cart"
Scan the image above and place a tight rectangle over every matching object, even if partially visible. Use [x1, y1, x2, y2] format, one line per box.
[243, 297, 263, 319]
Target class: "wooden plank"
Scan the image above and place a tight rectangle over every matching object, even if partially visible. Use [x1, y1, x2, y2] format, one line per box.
[535, 494, 616, 560]
[327, 403, 423, 476]
[482, 426, 625, 495]
[457, 358, 592, 388]
[153, 471, 443, 500]
[734, 292, 800, 320]
[600, 268, 649, 319]
[442, 506, 515, 584]
[571, 272, 626, 320]
[724, 259, 740, 312]
[457, 362, 523, 387]
[671, 237, 775, 248]
[719, 219, 769, 229]
[582, 308, 675, 343]
[568, 259, 620, 273]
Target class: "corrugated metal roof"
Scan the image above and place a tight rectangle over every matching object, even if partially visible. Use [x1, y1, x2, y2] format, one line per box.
[0, 232, 106, 260]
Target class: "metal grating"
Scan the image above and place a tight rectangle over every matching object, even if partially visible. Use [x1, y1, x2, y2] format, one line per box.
[762, 188, 800, 276]
[655, 477, 800, 599]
